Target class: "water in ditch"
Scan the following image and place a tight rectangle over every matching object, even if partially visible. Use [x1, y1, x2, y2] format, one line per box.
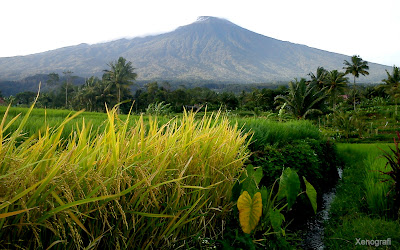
[300, 168, 343, 250]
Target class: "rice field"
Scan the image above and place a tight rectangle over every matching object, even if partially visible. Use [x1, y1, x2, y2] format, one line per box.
[3, 103, 397, 249]
[0, 104, 250, 249]
[335, 143, 394, 216]
[363, 145, 394, 216]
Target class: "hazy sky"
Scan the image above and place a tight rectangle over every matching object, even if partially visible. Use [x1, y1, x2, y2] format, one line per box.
[1, 0, 399, 66]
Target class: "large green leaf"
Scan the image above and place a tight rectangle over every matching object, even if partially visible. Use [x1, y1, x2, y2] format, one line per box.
[260, 186, 269, 210]
[303, 176, 318, 214]
[269, 208, 285, 236]
[278, 168, 300, 209]
[242, 165, 263, 196]
[237, 191, 263, 234]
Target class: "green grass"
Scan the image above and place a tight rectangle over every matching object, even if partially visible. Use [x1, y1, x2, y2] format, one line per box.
[364, 152, 394, 217]
[325, 143, 400, 249]
[326, 216, 400, 249]
[233, 117, 321, 150]
[0, 106, 173, 140]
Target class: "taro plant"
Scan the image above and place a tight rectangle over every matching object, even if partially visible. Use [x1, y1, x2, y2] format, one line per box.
[379, 131, 400, 215]
[237, 191, 263, 234]
[233, 165, 317, 248]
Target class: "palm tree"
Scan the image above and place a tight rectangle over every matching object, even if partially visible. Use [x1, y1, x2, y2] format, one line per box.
[103, 57, 137, 114]
[73, 76, 101, 111]
[63, 71, 74, 108]
[382, 66, 400, 115]
[325, 70, 348, 110]
[343, 55, 369, 110]
[46, 72, 60, 87]
[274, 78, 327, 119]
[308, 67, 328, 90]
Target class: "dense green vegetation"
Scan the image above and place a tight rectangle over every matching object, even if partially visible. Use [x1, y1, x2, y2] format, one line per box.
[1, 103, 400, 248]
[1, 55, 400, 249]
[0, 101, 343, 249]
[1, 56, 398, 144]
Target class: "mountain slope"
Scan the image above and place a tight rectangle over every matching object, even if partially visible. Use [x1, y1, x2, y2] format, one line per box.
[0, 16, 390, 83]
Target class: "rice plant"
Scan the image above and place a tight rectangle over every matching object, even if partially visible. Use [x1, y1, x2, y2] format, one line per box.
[364, 151, 393, 216]
[234, 117, 321, 149]
[335, 143, 395, 217]
[0, 102, 250, 249]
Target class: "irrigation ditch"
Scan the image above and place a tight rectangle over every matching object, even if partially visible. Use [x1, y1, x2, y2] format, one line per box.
[300, 168, 343, 249]
[283, 166, 344, 249]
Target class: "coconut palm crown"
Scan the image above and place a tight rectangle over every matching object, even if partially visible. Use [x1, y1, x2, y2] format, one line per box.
[343, 55, 370, 80]
[325, 70, 349, 109]
[308, 66, 328, 90]
[274, 78, 327, 119]
[382, 66, 400, 114]
[343, 55, 369, 110]
[103, 57, 137, 113]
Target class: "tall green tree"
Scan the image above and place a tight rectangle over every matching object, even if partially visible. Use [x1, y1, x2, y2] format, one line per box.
[325, 70, 348, 110]
[343, 55, 369, 110]
[274, 78, 327, 119]
[15, 91, 36, 105]
[382, 66, 400, 115]
[62, 71, 75, 108]
[46, 72, 60, 87]
[103, 57, 137, 114]
[73, 76, 102, 111]
[308, 67, 328, 90]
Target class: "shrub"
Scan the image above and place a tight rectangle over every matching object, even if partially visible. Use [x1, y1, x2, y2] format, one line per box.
[250, 139, 339, 193]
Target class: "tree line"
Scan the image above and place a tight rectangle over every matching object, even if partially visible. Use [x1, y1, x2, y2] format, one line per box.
[275, 55, 399, 119]
[1, 56, 288, 113]
[2, 55, 399, 119]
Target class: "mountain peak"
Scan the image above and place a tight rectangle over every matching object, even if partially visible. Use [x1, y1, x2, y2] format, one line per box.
[196, 16, 213, 22]
[0, 16, 389, 83]
[195, 16, 230, 24]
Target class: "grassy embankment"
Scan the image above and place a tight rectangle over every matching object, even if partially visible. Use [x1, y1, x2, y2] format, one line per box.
[325, 143, 400, 249]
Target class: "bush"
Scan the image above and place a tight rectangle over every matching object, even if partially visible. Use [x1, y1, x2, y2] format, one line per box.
[250, 139, 339, 193]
